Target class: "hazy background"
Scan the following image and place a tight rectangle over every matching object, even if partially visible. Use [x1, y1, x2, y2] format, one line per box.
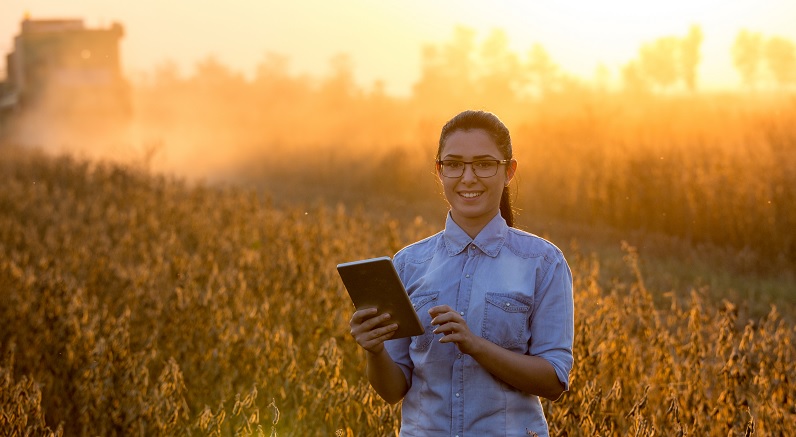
[3, 0, 795, 95]
[2, 0, 795, 178]
[1, 0, 794, 269]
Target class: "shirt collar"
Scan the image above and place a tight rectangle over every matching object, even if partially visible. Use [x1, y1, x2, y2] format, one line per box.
[442, 212, 508, 257]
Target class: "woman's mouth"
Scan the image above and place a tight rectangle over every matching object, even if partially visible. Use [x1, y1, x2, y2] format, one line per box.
[459, 191, 482, 199]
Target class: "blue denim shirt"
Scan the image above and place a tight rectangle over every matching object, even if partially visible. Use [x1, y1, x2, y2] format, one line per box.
[384, 212, 574, 437]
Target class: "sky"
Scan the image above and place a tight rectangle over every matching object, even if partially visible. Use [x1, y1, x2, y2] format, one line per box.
[1, 0, 795, 95]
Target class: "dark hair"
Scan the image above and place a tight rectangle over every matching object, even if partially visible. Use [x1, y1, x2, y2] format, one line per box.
[437, 110, 515, 227]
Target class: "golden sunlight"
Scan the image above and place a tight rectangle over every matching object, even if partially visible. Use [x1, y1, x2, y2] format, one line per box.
[1, 2, 795, 435]
[2, 0, 795, 94]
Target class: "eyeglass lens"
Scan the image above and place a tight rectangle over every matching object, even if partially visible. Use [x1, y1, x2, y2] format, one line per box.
[440, 160, 500, 177]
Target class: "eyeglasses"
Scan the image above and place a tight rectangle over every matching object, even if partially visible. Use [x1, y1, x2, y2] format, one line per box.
[436, 159, 511, 178]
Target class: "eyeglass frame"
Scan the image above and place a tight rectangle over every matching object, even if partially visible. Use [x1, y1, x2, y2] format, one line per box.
[435, 159, 512, 178]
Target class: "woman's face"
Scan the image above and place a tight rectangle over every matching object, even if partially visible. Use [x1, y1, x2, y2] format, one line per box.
[437, 129, 516, 234]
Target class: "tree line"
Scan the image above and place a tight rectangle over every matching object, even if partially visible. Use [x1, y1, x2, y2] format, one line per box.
[125, 26, 796, 270]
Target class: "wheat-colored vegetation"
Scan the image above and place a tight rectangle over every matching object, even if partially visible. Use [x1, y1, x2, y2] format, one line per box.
[0, 143, 793, 436]
[1, 26, 795, 436]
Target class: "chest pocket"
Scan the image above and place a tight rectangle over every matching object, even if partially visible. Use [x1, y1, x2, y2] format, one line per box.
[481, 292, 533, 350]
[409, 291, 439, 351]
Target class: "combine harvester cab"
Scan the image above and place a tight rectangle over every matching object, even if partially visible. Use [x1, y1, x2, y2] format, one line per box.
[0, 16, 131, 141]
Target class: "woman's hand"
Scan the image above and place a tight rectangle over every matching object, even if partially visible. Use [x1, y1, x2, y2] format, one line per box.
[349, 308, 398, 354]
[429, 305, 484, 356]
[430, 305, 565, 400]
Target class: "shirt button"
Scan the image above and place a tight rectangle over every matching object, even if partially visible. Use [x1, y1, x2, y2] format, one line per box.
[465, 274, 470, 278]
[457, 353, 463, 359]
[459, 311, 465, 316]
[455, 392, 460, 397]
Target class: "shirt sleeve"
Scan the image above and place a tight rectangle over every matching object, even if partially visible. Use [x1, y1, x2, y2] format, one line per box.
[383, 253, 414, 386]
[384, 336, 413, 386]
[529, 254, 574, 390]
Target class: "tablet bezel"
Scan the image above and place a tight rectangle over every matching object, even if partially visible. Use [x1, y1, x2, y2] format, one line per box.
[337, 256, 424, 339]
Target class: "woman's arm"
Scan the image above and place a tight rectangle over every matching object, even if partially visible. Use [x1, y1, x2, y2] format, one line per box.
[350, 308, 410, 404]
[430, 305, 565, 401]
[465, 333, 565, 400]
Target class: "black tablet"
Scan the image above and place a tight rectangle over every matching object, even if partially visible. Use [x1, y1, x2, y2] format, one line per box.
[337, 256, 424, 339]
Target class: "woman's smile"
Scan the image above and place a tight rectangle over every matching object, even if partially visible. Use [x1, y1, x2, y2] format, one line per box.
[459, 191, 483, 199]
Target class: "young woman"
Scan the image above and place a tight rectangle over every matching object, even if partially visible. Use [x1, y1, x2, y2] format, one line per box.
[349, 110, 574, 436]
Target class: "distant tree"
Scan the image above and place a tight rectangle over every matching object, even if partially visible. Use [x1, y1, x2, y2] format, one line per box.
[593, 63, 611, 92]
[625, 26, 703, 93]
[525, 43, 558, 97]
[680, 25, 703, 92]
[152, 60, 183, 89]
[732, 30, 764, 89]
[137, 59, 185, 126]
[191, 55, 248, 113]
[253, 52, 311, 113]
[255, 52, 291, 83]
[638, 36, 680, 91]
[319, 53, 359, 108]
[621, 60, 650, 96]
[764, 36, 796, 89]
[477, 29, 523, 105]
[444, 26, 477, 89]
[193, 55, 244, 89]
[412, 26, 477, 113]
[412, 44, 450, 113]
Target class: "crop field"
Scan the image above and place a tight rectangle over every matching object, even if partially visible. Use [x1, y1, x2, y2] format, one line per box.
[3, 18, 796, 437]
[1, 130, 793, 436]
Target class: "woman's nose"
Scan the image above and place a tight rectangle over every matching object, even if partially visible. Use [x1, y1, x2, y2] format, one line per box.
[461, 163, 478, 181]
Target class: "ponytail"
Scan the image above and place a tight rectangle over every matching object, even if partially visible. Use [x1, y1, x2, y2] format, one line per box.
[499, 185, 514, 228]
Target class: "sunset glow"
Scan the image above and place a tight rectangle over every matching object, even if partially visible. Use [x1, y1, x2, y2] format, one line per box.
[2, 0, 795, 94]
[2, 2, 796, 435]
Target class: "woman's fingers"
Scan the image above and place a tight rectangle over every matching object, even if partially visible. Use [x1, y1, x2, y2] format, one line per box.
[428, 309, 477, 350]
[370, 323, 399, 341]
[432, 321, 458, 335]
[350, 307, 378, 324]
[429, 307, 463, 328]
[428, 304, 454, 318]
[350, 308, 390, 332]
[362, 312, 392, 332]
[349, 308, 398, 353]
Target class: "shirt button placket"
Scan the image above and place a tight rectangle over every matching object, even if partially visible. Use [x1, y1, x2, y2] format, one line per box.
[457, 244, 476, 436]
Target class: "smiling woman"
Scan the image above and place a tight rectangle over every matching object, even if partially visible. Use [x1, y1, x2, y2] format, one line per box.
[348, 110, 574, 436]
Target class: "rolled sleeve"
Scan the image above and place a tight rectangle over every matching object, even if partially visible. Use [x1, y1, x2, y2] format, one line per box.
[383, 336, 413, 385]
[529, 256, 574, 390]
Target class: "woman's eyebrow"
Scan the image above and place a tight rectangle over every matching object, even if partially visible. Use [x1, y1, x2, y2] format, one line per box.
[441, 154, 498, 159]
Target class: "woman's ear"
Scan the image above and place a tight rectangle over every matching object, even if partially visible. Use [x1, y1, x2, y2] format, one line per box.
[505, 159, 518, 186]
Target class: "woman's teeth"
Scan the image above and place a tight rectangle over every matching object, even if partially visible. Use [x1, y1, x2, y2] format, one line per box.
[461, 192, 481, 198]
